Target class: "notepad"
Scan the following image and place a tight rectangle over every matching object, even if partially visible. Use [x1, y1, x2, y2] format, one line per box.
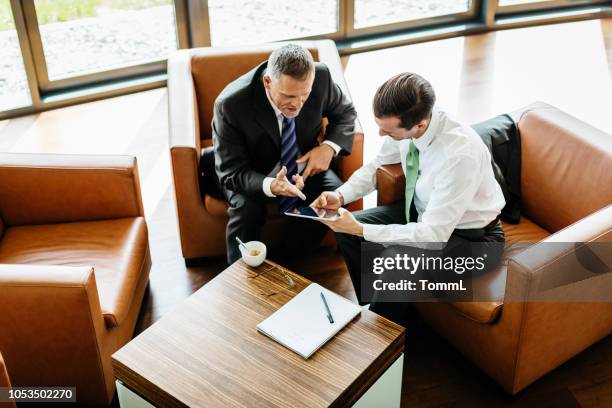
[257, 283, 361, 358]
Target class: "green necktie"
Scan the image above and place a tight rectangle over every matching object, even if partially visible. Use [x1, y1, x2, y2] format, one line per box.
[405, 141, 419, 222]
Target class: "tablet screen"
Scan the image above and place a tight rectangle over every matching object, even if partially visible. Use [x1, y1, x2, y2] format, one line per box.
[290, 205, 338, 219]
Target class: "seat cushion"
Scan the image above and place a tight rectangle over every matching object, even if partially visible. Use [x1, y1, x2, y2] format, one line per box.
[204, 194, 229, 218]
[502, 216, 551, 245]
[447, 217, 550, 324]
[0, 217, 149, 329]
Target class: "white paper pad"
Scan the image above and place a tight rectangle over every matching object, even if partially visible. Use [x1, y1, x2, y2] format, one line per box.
[257, 283, 361, 358]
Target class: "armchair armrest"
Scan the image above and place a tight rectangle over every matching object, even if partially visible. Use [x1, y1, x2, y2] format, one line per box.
[0, 351, 14, 408]
[0, 264, 111, 402]
[0, 153, 143, 227]
[501, 205, 612, 392]
[505, 205, 612, 302]
[376, 163, 405, 206]
[167, 49, 208, 228]
[168, 49, 200, 152]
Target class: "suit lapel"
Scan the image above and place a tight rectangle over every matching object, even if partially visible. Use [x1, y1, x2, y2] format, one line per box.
[252, 65, 281, 149]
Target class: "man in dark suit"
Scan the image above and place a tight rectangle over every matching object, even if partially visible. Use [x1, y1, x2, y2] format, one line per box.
[213, 44, 357, 263]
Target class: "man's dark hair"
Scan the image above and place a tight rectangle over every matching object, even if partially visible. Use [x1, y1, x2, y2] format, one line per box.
[267, 44, 315, 81]
[373, 73, 436, 130]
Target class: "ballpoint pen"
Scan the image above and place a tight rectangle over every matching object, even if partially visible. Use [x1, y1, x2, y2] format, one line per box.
[320, 292, 334, 324]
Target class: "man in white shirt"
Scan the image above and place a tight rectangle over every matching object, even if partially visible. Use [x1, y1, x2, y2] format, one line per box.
[311, 73, 506, 311]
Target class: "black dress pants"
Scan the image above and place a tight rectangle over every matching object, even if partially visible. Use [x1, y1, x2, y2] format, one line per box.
[224, 169, 342, 264]
[335, 201, 505, 323]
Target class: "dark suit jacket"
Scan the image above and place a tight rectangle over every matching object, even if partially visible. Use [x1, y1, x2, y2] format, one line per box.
[212, 61, 357, 200]
[472, 114, 522, 224]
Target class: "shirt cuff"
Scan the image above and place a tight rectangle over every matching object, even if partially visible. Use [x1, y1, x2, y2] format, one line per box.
[362, 224, 385, 242]
[322, 140, 341, 156]
[262, 177, 276, 197]
[335, 183, 357, 206]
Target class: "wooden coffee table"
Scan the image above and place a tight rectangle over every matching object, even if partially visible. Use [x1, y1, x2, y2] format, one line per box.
[112, 260, 405, 407]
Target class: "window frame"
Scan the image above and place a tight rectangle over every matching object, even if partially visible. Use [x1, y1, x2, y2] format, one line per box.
[19, 0, 190, 93]
[1, 0, 610, 120]
[202, 0, 346, 47]
[496, 0, 611, 15]
[345, 0, 480, 38]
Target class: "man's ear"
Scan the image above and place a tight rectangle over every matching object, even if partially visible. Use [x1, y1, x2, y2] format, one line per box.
[417, 119, 428, 129]
[263, 74, 272, 88]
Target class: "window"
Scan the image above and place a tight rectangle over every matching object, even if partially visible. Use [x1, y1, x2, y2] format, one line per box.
[354, 0, 472, 29]
[33, 0, 179, 80]
[1, 0, 609, 119]
[207, 0, 339, 46]
[0, 0, 31, 111]
[496, 0, 607, 13]
[499, 0, 552, 4]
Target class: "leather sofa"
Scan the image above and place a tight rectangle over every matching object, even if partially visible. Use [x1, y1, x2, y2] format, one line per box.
[376, 103, 612, 393]
[0, 153, 151, 405]
[0, 352, 15, 408]
[168, 40, 363, 261]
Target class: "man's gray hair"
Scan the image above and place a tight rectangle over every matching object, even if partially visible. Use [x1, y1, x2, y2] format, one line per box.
[267, 44, 315, 81]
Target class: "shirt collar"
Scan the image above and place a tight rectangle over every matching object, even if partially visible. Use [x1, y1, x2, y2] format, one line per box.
[412, 107, 440, 152]
[265, 87, 284, 120]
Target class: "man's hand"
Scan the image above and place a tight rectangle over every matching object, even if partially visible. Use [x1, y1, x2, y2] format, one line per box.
[271, 166, 306, 200]
[297, 143, 335, 180]
[310, 191, 344, 211]
[320, 208, 364, 236]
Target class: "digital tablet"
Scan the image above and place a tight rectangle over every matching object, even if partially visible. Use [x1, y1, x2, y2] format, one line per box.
[284, 205, 339, 221]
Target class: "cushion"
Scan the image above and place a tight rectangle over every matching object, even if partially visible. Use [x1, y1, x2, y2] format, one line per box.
[447, 217, 550, 324]
[502, 217, 551, 245]
[0, 217, 149, 329]
[518, 108, 612, 233]
[204, 194, 229, 218]
[192, 47, 320, 141]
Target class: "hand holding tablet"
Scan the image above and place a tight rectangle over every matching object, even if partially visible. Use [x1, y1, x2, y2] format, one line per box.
[285, 205, 339, 221]
[285, 191, 345, 221]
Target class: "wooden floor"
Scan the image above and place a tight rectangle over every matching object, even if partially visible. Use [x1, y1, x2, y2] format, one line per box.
[1, 18, 611, 407]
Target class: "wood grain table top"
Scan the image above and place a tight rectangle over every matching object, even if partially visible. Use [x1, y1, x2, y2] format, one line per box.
[112, 259, 405, 408]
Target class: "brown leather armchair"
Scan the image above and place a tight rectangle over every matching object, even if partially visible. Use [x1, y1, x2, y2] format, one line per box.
[0, 352, 15, 408]
[0, 153, 151, 406]
[376, 103, 612, 394]
[168, 40, 363, 261]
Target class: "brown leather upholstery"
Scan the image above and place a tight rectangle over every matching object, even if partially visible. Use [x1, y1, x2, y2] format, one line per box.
[168, 40, 364, 259]
[0, 352, 15, 408]
[376, 103, 612, 394]
[447, 221, 550, 324]
[502, 217, 550, 245]
[376, 163, 405, 206]
[518, 106, 612, 233]
[191, 48, 319, 141]
[0, 153, 144, 226]
[0, 218, 149, 329]
[0, 153, 151, 406]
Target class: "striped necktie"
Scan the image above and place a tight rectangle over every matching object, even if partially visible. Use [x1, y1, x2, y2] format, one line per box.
[279, 116, 299, 214]
[405, 141, 420, 222]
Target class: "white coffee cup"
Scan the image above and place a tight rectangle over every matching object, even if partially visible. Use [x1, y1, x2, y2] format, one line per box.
[240, 241, 266, 267]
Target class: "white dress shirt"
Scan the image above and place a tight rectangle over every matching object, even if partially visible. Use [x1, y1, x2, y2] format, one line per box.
[262, 89, 341, 197]
[336, 107, 505, 246]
